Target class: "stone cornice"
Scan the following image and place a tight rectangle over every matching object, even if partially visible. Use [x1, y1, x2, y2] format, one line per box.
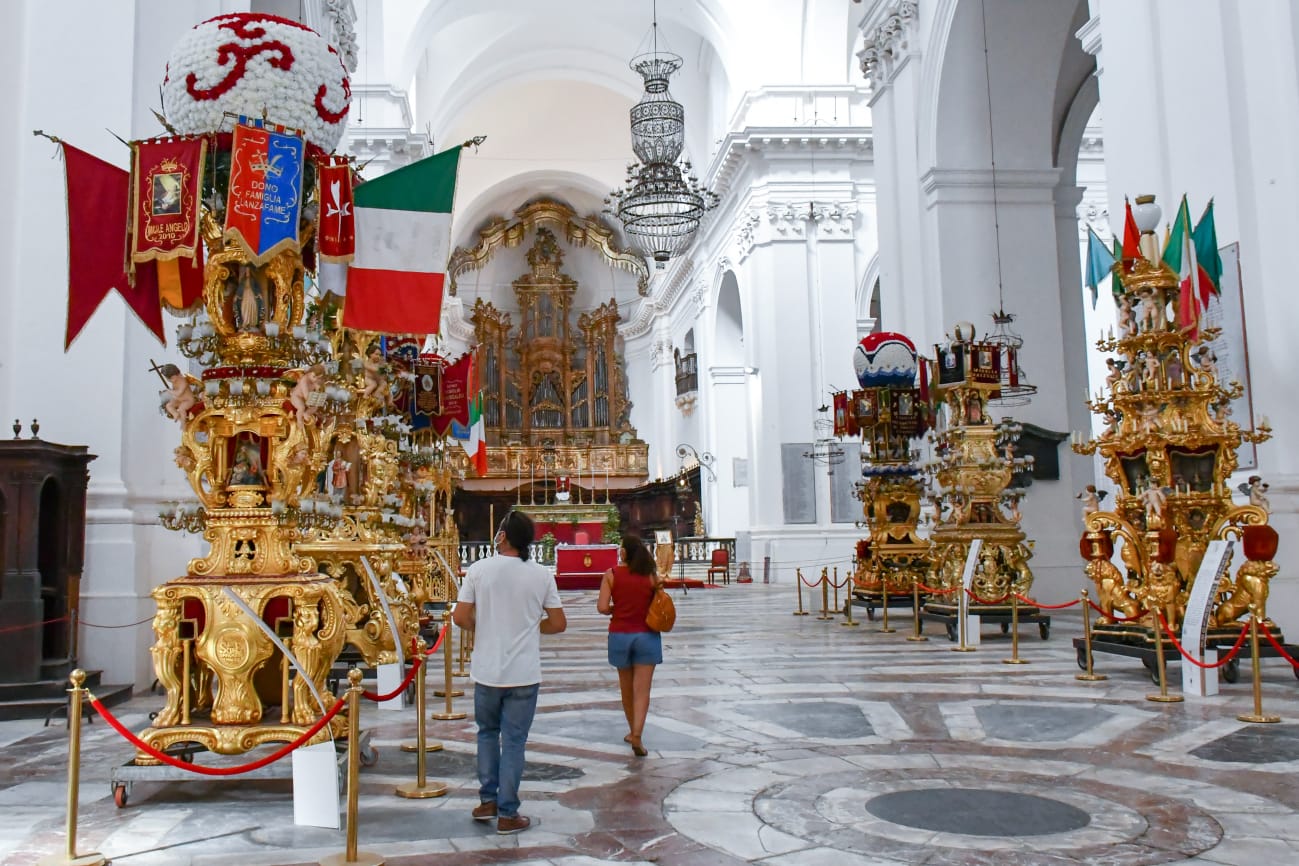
[708, 127, 874, 202]
[858, 0, 920, 90]
[1076, 15, 1103, 58]
[921, 168, 1063, 207]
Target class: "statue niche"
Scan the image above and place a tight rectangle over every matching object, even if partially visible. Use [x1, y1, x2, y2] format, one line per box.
[471, 227, 635, 448]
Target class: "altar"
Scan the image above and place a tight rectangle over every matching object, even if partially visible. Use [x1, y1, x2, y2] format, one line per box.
[554, 544, 619, 590]
[518, 503, 617, 545]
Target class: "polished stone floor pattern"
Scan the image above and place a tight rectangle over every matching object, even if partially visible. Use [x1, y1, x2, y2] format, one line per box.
[4, 583, 1299, 865]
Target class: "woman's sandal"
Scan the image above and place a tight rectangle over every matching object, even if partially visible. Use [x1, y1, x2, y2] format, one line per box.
[628, 735, 648, 757]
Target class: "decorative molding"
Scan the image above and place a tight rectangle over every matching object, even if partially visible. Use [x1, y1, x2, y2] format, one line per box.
[767, 200, 861, 239]
[1076, 15, 1103, 59]
[733, 208, 762, 259]
[709, 365, 749, 386]
[649, 334, 674, 370]
[708, 129, 873, 203]
[448, 198, 649, 298]
[691, 277, 711, 316]
[858, 1, 920, 89]
[1077, 199, 1111, 241]
[675, 392, 698, 416]
[620, 258, 695, 339]
[921, 168, 1063, 208]
[325, 0, 358, 71]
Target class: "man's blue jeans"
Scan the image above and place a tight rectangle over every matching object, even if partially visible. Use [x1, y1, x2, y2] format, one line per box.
[474, 683, 540, 818]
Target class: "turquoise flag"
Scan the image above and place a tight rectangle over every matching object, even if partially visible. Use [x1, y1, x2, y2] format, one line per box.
[1084, 226, 1117, 309]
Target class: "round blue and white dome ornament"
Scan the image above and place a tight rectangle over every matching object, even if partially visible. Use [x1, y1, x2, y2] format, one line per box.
[853, 332, 918, 388]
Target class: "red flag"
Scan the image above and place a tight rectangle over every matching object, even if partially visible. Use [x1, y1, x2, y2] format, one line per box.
[152, 243, 205, 312]
[130, 136, 206, 263]
[918, 357, 929, 404]
[62, 143, 164, 349]
[1122, 198, 1142, 272]
[431, 352, 473, 436]
[317, 157, 355, 262]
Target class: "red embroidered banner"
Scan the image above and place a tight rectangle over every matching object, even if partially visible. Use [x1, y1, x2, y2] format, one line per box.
[316, 157, 355, 262]
[130, 136, 206, 262]
[62, 144, 165, 348]
[432, 352, 473, 437]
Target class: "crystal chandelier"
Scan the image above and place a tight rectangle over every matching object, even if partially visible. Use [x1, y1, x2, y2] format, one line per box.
[606, 6, 717, 268]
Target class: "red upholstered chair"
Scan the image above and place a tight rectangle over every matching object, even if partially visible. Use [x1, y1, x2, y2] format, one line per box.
[706, 548, 731, 585]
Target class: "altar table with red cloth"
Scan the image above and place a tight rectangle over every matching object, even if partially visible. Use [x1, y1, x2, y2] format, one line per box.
[554, 544, 619, 590]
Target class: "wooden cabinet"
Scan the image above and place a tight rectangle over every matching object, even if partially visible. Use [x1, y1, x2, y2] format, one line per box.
[0, 438, 95, 683]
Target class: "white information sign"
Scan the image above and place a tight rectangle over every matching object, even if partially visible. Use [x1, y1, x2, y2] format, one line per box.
[1180, 540, 1234, 698]
[960, 539, 983, 647]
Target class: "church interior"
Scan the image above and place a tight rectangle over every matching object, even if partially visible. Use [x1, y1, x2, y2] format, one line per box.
[1, 1, 1298, 864]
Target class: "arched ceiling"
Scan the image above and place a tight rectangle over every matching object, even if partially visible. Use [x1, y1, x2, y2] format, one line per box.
[379, 0, 741, 263]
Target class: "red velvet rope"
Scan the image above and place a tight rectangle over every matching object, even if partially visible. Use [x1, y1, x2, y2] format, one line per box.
[0, 616, 67, 635]
[1259, 622, 1299, 669]
[89, 692, 346, 776]
[361, 657, 423, 702]
[916, 583, 960, 595]
[1155, 611, 1249, 670]
[1013, 594, 1081, 610]
[1087, 600, 1146, 622]
[361, 627, 447, 700]
[799, 572, 824, 588]
[827, 574, 853, 589]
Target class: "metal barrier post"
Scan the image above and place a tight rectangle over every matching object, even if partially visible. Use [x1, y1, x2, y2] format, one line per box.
[1076, 589, 1106, 681]
[1238, 606, 1281, 724]
[907, 574, 927, 642]
[431, 610, 467, 721]
[817, 568, 832, 621]
[880, 578, 896, 634]
[37, 670, 105, 866]
[1002, 593, 1027, 665]
[793, 568, 808, 615]
[1147, 607, 1182, 703]
[319, 669, 384, 865]
[397, 638, 448, 798]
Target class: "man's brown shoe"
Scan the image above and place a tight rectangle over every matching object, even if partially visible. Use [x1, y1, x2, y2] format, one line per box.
[471, 802, 497, 822]
[496, 815, 531, 835]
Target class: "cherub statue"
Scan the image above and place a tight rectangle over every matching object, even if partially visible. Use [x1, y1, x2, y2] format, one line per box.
[1140, 351, 1161, 390]
[1116, 294, 1137, 338]
[1075, 484, 1107, 517]
[1165, 349, 1184, 388]
[289, 364, 326, 424]
[160, 364, 198, 422]
[1101, 408, 1120, 437]
[1105, 357, 1126, 393]
[1139, 476, 1168, 527]
[360, 345, 390, 405]
[1138, 290, 1163, 333]
[1211, 399, 1232, 425]
[1238, 475, 1270, 513]
[1191, 346, 1218, 387]
[403, 524, 430, 558]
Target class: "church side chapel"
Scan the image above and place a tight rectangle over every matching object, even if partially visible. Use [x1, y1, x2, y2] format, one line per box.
[1, 1, 1298, 864]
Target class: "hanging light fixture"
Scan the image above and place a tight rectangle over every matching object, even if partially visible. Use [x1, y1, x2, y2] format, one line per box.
[606, 1, 718, 269]
[976, 0, 1036, 408]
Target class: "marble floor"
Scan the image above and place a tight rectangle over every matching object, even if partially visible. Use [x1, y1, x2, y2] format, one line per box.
[4, 583, 1299, 865]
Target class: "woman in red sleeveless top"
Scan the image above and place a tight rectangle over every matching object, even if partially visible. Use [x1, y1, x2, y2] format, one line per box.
[597, 535, 662, 756]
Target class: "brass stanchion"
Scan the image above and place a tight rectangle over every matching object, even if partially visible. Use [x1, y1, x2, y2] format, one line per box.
[816, 568, 832, 621]
[452, 625, 469, 678]
[1237, 605, 1281, 724]
[38, 670, 105, 866]
[952, 585, 976, 653]
[320, 669, 384, 866]
[1076, 589, 1107, 682]
[431, 610, 467, 721]
[279, 638, 290, 725]
[841, 566, 859, 627]
[1147, 605, 1182, 703]
[832, 566, 840, 614]
[401, 635, 443, 753]
[397, 638, 448, 798]
[1002, 592, 1027, 665]
[793, 568, 809, 615]
[879, 578, 896, 634]
[907, 574, 927, 642]
[182, 637, 193, 725]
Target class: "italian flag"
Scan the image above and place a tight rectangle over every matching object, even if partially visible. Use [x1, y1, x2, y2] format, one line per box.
[341, 146, 463, 334]
[1162, 195, 1213, 339]
[459, 391, 488, 477]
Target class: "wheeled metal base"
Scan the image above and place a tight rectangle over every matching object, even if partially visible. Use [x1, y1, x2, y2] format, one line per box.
[851, 591, 928, 622]
[1073, 636, 1299, 686]
[109, 729, 375, 808]
[923, 603, 1051, 642]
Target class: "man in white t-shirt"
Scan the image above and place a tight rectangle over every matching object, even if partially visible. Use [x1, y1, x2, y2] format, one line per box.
[452, 510, 566, 836]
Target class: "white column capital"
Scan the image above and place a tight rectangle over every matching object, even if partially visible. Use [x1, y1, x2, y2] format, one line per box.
[858, 0, 920, 91]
